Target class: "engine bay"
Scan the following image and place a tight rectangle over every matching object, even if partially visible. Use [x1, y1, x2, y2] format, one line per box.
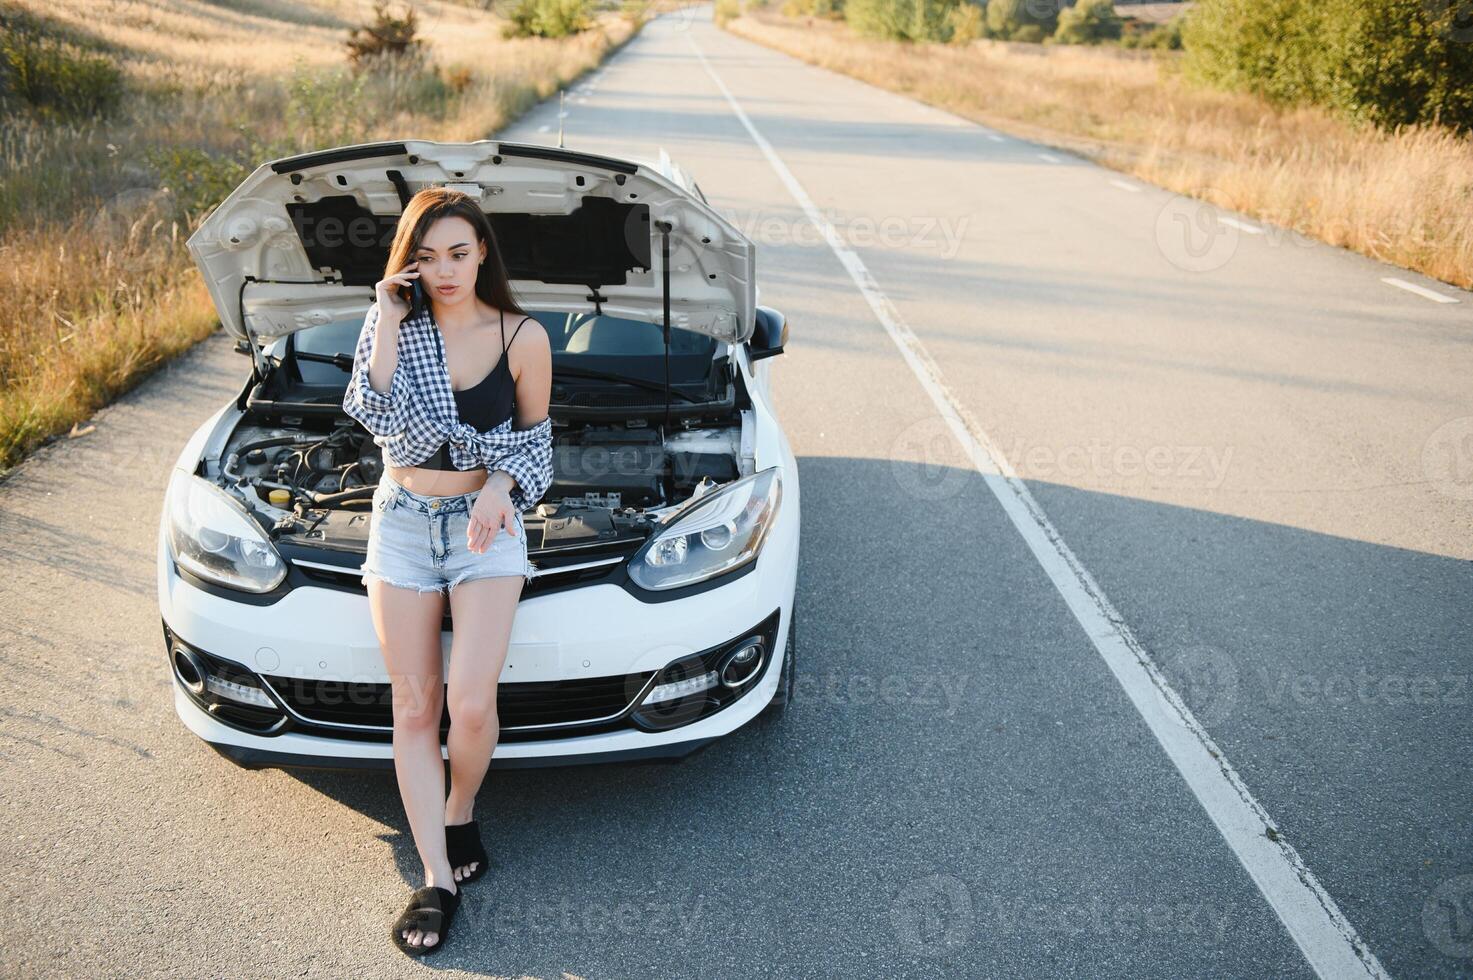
[200, 413, 751, 558]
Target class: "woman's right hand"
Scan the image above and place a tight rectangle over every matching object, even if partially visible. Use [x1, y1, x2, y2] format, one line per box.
[374, 261, 420, 324]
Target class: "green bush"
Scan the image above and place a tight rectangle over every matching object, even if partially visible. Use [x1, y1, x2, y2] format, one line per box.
[502, 0, 594, 38]
[946, 1, 985, 42]
[1052, 0, 1122, 43]
[0, 12, 124, 120]
[716, 0, 743, 24]
[287, 61, 372, 147]
[1119, 17, 1183, 49]
[847, 0, 965, 40]
[1181, 0, 1473, 132]
[345, 1, 428, 71]
[142, 146, 254, 226]
[985, 0, 1059, 41]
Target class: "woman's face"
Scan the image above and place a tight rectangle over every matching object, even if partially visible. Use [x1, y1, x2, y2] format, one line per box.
[412, 215, 487, 310]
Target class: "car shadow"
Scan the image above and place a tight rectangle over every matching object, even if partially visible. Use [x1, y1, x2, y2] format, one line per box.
[276, 456, 1470, 977]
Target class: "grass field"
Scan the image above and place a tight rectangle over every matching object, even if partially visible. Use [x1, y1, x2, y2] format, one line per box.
[721, 7, 1473, 295]
[0, 0, 659, 476]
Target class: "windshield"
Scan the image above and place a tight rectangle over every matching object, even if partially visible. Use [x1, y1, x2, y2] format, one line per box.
[287, 309, 720, 386]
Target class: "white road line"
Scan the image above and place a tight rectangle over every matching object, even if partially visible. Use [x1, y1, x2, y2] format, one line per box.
[689, 32, 1388, 980]
[1219, 216, 1264, 235]
[1381, 277, 1460, 304]
[537, 125, 550, 133]
[1108, 179, 1142, 193]
[1038, 152, 1061, 163]
[986, 133, 1006, 143]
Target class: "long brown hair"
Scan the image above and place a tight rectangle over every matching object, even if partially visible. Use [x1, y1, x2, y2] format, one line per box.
[383, 187, 527, 317]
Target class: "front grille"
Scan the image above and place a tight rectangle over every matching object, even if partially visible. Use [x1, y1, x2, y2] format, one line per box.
[260, 671, 656, 734]
[565, 391, 679, 408]
[291, 546, 631, 603]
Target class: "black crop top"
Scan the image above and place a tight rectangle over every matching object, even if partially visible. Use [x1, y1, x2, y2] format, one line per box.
[418, 311, 529, 471]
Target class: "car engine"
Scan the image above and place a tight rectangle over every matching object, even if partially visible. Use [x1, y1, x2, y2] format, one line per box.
[201, 416, 750, 556]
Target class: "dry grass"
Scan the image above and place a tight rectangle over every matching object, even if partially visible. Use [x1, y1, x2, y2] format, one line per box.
[0, 0, 656, 474]
[724, 9, 1473, 292]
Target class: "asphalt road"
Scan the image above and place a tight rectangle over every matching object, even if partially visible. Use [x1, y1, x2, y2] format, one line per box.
[3, 6, 1471, 978]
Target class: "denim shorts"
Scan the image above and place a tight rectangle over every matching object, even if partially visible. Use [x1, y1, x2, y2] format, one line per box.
[360, 471, 533, 596]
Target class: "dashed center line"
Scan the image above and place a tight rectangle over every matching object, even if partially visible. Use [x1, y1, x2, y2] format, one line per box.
[1382, 277, 1460, 304]
[1218, 216, 1264, 235]
[1037, 152, 1061, 163]
[1108, 178, 1142, 193]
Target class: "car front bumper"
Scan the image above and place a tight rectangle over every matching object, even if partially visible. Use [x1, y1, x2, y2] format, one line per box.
[158, 482, 798, 771]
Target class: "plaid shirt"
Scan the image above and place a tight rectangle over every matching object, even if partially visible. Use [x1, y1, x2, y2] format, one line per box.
[341, 301, 554, 513]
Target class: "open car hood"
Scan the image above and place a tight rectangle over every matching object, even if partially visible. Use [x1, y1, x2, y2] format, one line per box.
[185, 139, 756, 348]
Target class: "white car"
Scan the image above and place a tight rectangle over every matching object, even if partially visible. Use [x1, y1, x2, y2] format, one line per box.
[158, 139, 799, 771]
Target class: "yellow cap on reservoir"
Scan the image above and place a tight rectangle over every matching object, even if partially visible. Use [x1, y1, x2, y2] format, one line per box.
[268, 489, 292, 507]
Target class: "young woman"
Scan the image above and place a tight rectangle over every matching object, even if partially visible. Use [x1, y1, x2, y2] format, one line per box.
[340, 187, 554, 957]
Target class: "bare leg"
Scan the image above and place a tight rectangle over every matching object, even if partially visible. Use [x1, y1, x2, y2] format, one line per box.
[444, 573, 524, 880]
[370, 578, 455, 950]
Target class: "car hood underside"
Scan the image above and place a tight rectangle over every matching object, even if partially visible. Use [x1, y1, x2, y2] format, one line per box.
[186, 139, 757, 347]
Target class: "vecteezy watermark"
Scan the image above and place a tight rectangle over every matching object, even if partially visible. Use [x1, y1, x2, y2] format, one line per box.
[792, 668, 973, 717]
[477, 892, 708, 939]
[1154, 188, 1316, 273]
[1023, 0, 1068, 16]
[887, 416, 1237, 501]
[979, 892, 1237, 942]
[890, 874, 973, 958]
[1156, 643, 1240, 727]
[90, 187, 178, 240]
[888, 874, 1240, 957]
[289, 211, 399, 251]
[1423, 874, 1473, 958]
[662, 0, 706, 31]
[1421, 416, 1473, 501]
[1007, 438, 1235, 489]
[888, 415, 976, 503]
[1258, 667, 1469, 707]
[1155, 192, 1241, 273]
[1423, 0, 1473, 42]
[722, 206, 973, 259]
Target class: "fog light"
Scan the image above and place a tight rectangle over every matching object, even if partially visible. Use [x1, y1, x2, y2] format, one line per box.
[643, 670, 718, 706]
[172, 647, 206, 696]
[719, 641, 764, 689]
[204, 673, 276, 709]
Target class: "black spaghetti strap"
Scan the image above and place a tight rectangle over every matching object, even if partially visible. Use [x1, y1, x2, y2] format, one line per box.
[507, 314, 533, 347]
[498, 308, 506, 354]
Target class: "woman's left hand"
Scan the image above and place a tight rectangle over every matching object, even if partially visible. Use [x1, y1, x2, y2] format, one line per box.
[467, 484, 518, 553]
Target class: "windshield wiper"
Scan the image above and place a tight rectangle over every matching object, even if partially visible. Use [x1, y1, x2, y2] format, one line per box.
[294, 350, 354, 371]
[552, 365, 705, 404]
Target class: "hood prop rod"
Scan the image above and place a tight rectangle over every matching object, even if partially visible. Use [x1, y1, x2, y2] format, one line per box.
[657, 220, 673, 437]
[237, 277, 272, 383]
[238, 275, 340, 386]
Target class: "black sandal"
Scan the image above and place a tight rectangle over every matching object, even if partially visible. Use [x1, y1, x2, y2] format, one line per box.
[446, 819, 490, 884]
[391, 884, 460, 957]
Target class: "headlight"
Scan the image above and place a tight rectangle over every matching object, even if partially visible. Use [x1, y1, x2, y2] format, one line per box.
[165, 469, 286, 593]
[627, 467, 781, 591]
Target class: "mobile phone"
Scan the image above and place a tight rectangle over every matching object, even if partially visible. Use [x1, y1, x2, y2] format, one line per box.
[403, 276, 427, 320]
